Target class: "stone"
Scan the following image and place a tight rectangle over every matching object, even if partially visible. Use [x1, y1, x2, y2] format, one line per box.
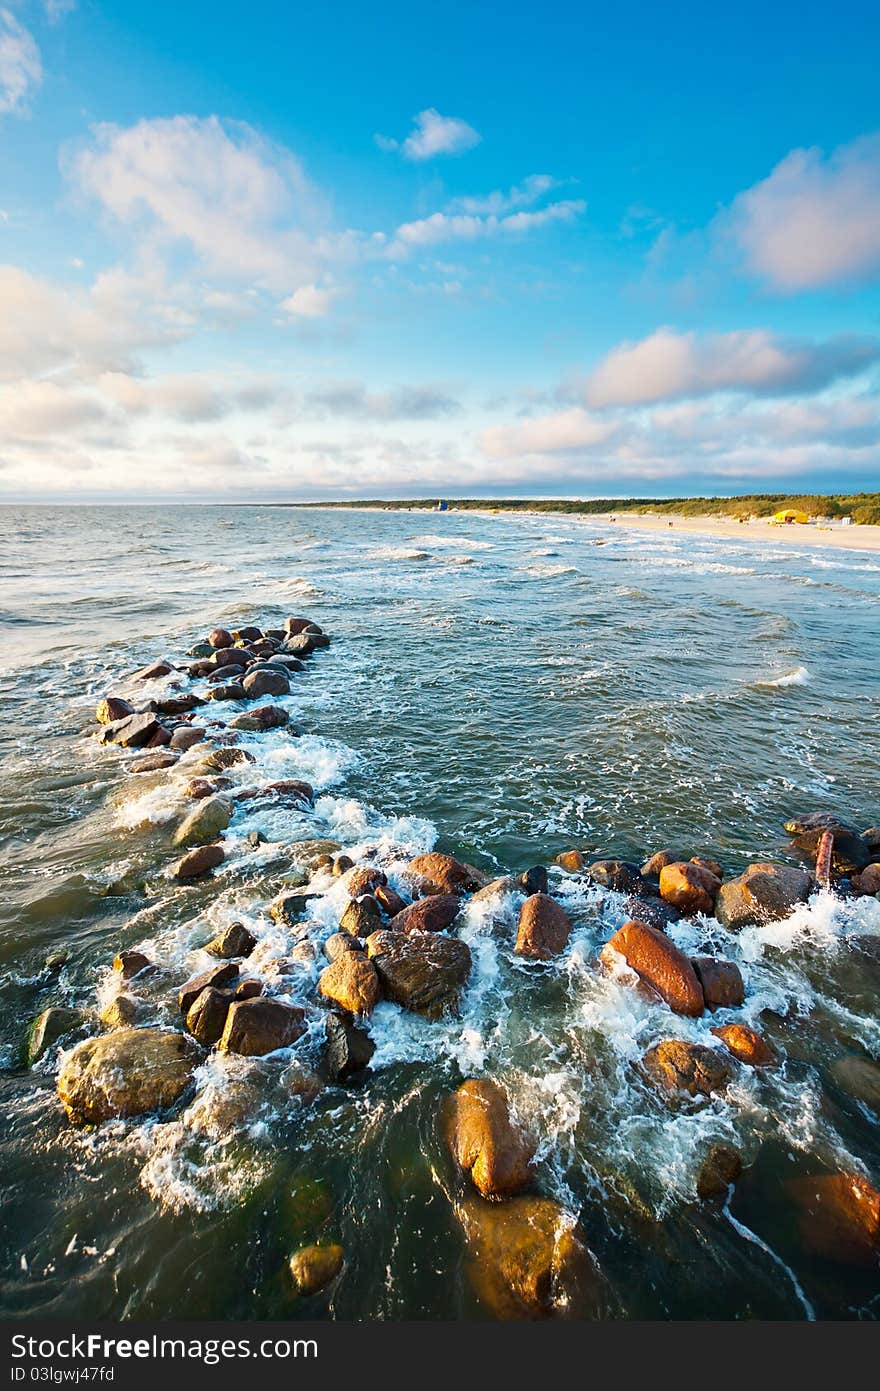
[283, 633, 315, 655]
[230, 704, 290, 732]
[716, 863, 812, 930]
[172, 795, 232, 848]
[234, 979, 263, 1001]
[555, 849, 585, 872]
[57, 1028, 199, 1125]
[374, 884, 407, 917]
[206, 682, 246, 703]
[131, 660, 174, 681]
[324, 1012, 376, 1080]
[26, 1007, 83, 1065]
[95, 696, 134, 725]
[331, 854, 355, 876]
[235, 626, 264, 643]
[183, 776, 228, 800]
[458, 1196, 593, 1320]
[514, 893, 573, 960]
[288, 838, 342, 869]
[144, 726, 173, 749]
[289, 1243, 344, 1296]
[186, 987, 232, 1046]
[188, 642, 215, 659]
[340, 896, 382, 937]
[219, 997, 306, 1055]
[861, 827, 880, 853]
[99, 711, 166, 748]
[831, 1055, 880, 1112]
[236, 779, 313, 806]
[211, 646, 252, 668]
[130, 751, 178, 774]
[601, 921, 704, 1016]
[318, 952, 380, 1016]
[269, 890, 316, 928]
[208, 627, 234, 648]
[471, 876, 520, 906]
[100, 995, 143, 1029]
[407, 852, 489, 895]
[784, 812, 871, 874]
[851, 864, 880, 897]
[242, 668, 290, 699]
[711, 1023, 776, 1066]
[206, 922, 256, 959]
[199, 746, 255, 771]
[587, 860, 649, 894]
[641, 849, 679, 877]
[390, 893, 461, 934]
[282, 1061, 324, 1103]
[113, 949, 153, 979]
[323, 932, 361, 962]
[659, 862, 720, 916]
[284, 616, 313, 635]
[788, 1173, 880, 1266]
[173, 843, 225, 880]
[366, 929, 471, 1019]
[446, 1078, 535, 1199]
[342, 865, 387, 897]
[697, 1143, 743, 1199]
[206, 664, 244, 683]
[691, 956, 745, 1009]
[642, 1040, 733, 1098]
[520, 866, 548, 895]
[269, 655, 304, 672]
[621, 895, 680, 931]
[170, 725, 206, 751]
[153, 694, 203, 717]
[178, 962, 238, 1014]
[691, 856, 724, 881]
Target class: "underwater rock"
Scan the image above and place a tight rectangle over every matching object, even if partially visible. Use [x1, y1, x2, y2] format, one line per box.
[219, 997, 306, 1056]
[555, 849, 586, 872]
[26, 1006, 84, 1065]
[269, 890, 316, 928]
[711, 1023, 776, 1066]
[691, 956, 745, 1009]
[95, 696, 134, 725]
[390, 893, 461, 934]
[324, 1011, 375, 1080]
[446, 1078, 535, 1199]
[57, 1028, 199, 1124]
[621, 895, 679, 930]
[788, 1172, 880, 1266]
[457, 1195, 595, 1320]
[831, 1055, 880, 1112]
[318, 951, 380, 1016]
[288, 839, 342, 869]
[601, 921, 704, 1017]
[172, 795, 232, 848]
[514, 892, 572, 960]
[173, 843, 225, 879]
[696, 1143, 743, 1199]
[206, 922, 256, 959]
[407, 852, 489, 895]
[366, 929, 471, 1019]
[659, 861, 720, 915]
[642, 1040, 732, 1098]
[289, 1243, 344, 1296]
[715, 863, 812, 929]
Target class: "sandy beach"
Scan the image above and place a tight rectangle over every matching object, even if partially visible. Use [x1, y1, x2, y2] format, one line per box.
[561, 511, 880, 552]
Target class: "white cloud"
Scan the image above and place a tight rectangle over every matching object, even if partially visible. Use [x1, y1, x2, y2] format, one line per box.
[727, 132, 880, 290]
[481, 408, 617, 458]
[376, 108, 481, 161]
[448, 175, 560, 216]
[0, 9, 41, 115]
[582, 327, 879, 407]
[70, 115, 328, 292]
[391, 198, 585, 252]
[280, 282, 336, 317]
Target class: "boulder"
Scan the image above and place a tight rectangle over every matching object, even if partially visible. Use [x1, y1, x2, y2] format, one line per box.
[237, 779, 313, 806]
[641, 849, 679, 877]
[188, 642, 215, 658]
[366, 930, 471, 1019]
[170, 725, 206, 751]
[716, 863, 812, 930]
[555, 849, 586, 872]
[219, 997, 306, 1055]
[211, 646, 252, 668]
[407, 852, 489, 895]
[446, 1078, 535, 1198]
[186, 987, 232, 1046]
[199, 746, 255, 771]
[318, 952, 380, 1016]
[621, 895, 679, 931]
[284, 616, 313, 636]
[861, 827, 880, 853]
[342, 865, 387, 897]
[113, 949, 153, 979]
[784, 812, 871, 874]
[183, 776, 228, 800]
[659, 862, 720, 916]
[324, 932, 362, 961]
[851, 864, 880, 897]
[131, 660, 173, 681]
[173, 843, 225, 880]
[206, 922, 256, 959]
[514, 893, 573, 960]
[711, 1023, 776, 1066]
[642, 1040, 732, 1098]
[100, 994, 144, 1029]
[691, 856, 724, 881]
[788, 1173, 880, 1266]
[242, 669, 290, 699]
[235, 626, 264, 643]
[230, 704, 290, 732]
[600, 921, 704, 1016]
[691, 956, 745, 1009]
[697, 1143, 743, 1200]
[458, 1196, 594, 1320]
[57, 1028, 199, 1124]
[95, 696, 134, 725]
[172, 795, 232, 848]
[289, 1243, 344, 1296]
[374, 884, 407, 917]
[390, 893, 461, 934]
[99, 711, 166, 748]
[206, 665, 244, 683]
[209, 627, 234, 648]
[587, 860, 649, 895]
[153, 694, 203, 717]
[288, 838, 342, 869]
[340, 897, 382, 937]
[205, 682, 245, 703]
[324, 1011, 375, 1081]
[178, 962, 238, 1014]
[26, 1006, 84, 1065]
[331, 854, 355, 876]
[520, 866, 548, 895]
[269, 890, 316, 928]
[130, 751, 178, 774]
[282, 633, 315, 655]
[831, 1055, 880, 1112]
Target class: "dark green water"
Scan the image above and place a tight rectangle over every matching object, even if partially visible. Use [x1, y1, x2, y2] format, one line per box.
[0, 504, 878, 1320]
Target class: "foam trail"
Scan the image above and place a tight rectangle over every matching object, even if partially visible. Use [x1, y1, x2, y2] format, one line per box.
[723, 1203, 815, 1320]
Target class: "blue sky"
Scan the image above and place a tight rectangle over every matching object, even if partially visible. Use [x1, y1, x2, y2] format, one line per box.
[1, 0, 879, 499]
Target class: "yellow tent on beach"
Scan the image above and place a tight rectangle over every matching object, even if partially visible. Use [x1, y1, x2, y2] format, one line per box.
[771, 508, 810, 525]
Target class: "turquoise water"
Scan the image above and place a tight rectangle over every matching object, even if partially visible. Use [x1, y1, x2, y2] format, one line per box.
[0, 504, 878, 1319]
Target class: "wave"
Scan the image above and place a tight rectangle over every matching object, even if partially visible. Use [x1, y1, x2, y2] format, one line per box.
[753, 666, 810, 689]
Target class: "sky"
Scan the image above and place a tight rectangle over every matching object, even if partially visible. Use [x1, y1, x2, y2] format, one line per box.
[1, 0, 879, 501]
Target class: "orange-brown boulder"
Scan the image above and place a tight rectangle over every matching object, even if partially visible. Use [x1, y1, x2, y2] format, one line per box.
[514, 893, 573, 960]
[342, 865, 387, 898]
[642, 1040, 732, 1097]
[691, 956, 744, 1009]
[407, 852, 488, 895]
[601, 920, 704, 1016]
[555, 849, 585, 873]
[641, 849, 679, 877]
[446, 1079, 535, 1198]
[711, 1023, 776, 1065]
[788, 1173, 880, 1266]
[317, 951, 380, 1016]
[390, 893, 461, 934]
[659, 862, 720, 915]
[691, 856, 723, 881]
[457, 1196, 597, 1319]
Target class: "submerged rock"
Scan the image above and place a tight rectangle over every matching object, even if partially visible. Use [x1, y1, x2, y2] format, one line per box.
[219, 997, 306, 1055]
[407, 852, 489, 895]
[601, 921, 704, 1017]
[831, 1055, 880, 1112]
[26, 1006, 84, 1065]
[715, 863, 812, 930]
[642, 1040, 732, 1098]
[324, 1012, 376, 1081]
[555, 849, 586, 872]
[57, 1028, 199, 1124]
[366, 929, 471, 1018]
[788, 1172, 880, 1266]
[172, 795, 232, 848]
[711, 1023, 776, 1066]
[289, 1243, 344, 1296]
[446, 1078, 535, 1199]
[269, 890, 316, 928]
[691, 956, 745, 1010]
[697, 1143, 743, 1200]
[621, 894, 679, 931]
[659, 861, 720, 916]
[514, 892, 572, 960]
[458, 1196, 596, 1320]
[390, 893, 460, 934]
[288, 838, 342, 869]
[318, 952, 380, 1016]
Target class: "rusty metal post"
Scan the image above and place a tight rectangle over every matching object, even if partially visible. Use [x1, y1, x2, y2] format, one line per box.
[815, 829, 834, 890]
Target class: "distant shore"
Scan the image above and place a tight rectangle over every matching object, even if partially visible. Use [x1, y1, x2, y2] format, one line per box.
[557, 511, 880, 553]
